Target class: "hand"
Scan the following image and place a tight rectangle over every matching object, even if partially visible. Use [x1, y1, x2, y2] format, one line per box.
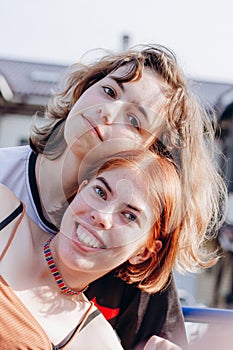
[143, 335, 182, 350]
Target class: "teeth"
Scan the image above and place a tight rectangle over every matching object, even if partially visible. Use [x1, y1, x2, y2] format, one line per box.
[76, 225, 104, 249]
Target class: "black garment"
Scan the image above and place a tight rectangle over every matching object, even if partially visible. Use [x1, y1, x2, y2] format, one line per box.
[86, 271, 187, 350]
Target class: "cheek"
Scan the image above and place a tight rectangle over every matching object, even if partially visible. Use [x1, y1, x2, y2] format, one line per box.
[72, 87, 100, 111]
[64, 111, 81, 144]
[69, 190, 95, 217]
[108, 125, 143, 145]
[59, 210, 74, 240]
[66, 97, 85, 122]
[105, 226, 149, 249]
[69, 195, 87, 214]
[118, 125, 153, 146]
[111, 238, 147, 265]
[64, 96, 92, 143]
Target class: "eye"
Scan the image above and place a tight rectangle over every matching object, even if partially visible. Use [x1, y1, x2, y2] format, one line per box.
[103, 86, 116, 99]
[94, 186, 107, 200]
[128, 115, 140, 130]
[123, 211, 137, 222]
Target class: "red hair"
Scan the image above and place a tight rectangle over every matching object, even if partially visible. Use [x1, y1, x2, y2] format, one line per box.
[90, 149, 182, 293]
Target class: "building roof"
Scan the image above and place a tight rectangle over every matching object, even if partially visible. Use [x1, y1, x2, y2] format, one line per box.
[0, 58, 67, 105]
[0, 57, 233, 116]
[191, 79, 233, 116]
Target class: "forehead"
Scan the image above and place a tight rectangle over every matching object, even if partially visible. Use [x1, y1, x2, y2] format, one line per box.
[104, 65, 165, 114]
[106, 64, 161, 90]
[96, 166, 150, 203]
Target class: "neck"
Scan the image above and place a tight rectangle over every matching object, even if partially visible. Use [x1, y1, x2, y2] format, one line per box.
[35, 149, 81, 227]
[48, 235, 109, 293]
[43, 236, 89, 295]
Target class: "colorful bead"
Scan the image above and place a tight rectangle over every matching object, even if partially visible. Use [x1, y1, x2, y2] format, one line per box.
[43, 237, 88, 295]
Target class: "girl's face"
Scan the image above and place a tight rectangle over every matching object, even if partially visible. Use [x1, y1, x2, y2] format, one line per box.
[64, 66, 165, 160]
[57, 165, 156, 275]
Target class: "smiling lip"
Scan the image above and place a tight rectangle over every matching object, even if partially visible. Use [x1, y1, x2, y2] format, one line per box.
[72, 222, 106, 251]
[82, 115, 103, 141]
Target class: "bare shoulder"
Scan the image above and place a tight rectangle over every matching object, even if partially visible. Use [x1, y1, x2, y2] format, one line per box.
[81, 309, 123, 349]
[0, 183, 21, 223]
[72, 298, 123, 349]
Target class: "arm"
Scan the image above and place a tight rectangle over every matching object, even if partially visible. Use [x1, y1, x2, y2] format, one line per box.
[0, 184, 24, 261]
[0, 183, 22, 223]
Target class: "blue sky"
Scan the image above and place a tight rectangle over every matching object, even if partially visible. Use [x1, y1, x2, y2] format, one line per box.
[1, 0, 233, 83]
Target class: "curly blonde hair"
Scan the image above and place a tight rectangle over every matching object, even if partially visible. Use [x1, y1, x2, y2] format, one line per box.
[30, 44, 193, 158]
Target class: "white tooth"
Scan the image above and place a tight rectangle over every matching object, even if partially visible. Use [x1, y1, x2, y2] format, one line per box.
[86, 236, 91, 244]
[76, 225, 102, 248]
[93, 242, 99, 248]
[89, 237, 96, 246]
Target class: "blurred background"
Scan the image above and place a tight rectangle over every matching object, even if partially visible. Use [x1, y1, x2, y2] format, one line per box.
[1, 0, 233, 82]
[0, 0, 233, 311]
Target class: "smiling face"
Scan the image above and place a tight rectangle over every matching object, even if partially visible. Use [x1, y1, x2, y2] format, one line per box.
[57, 163, 155, 275]
[64, 65, 165, 160]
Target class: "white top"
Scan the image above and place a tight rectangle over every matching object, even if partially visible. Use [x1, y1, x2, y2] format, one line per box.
[0, 145, 56, 234]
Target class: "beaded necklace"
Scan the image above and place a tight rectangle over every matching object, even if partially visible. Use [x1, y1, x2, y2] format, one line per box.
[43, 237, 88, 296]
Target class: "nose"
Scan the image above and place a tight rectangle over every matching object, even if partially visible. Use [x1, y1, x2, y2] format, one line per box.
[90, 209, 113, 229]
[98, 102, 123, 125]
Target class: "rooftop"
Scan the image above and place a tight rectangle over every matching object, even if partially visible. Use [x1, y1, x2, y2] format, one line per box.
[0, 58, 67, 105]
[0, 58, 233, 118]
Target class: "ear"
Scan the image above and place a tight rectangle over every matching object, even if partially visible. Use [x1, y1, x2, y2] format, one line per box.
[77, 180, 88, 193]
[128, 240, 162, 265]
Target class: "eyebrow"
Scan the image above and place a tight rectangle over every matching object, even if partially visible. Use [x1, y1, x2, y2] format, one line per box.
[126, 203, 142, 214]
[96, 176, 112, 193]
[108, 76, 148, 120]
[108, 76, 125, 92]
[96, 176, 143, 214]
